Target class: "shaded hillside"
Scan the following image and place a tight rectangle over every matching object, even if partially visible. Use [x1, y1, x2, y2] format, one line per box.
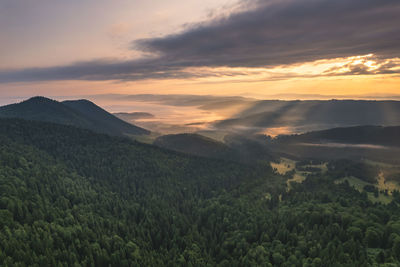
[154, 133, 234, 160]
[63, 99, 149, 135]
[223, 133, 275, 162]
[154, 133, 275, 163]
[0, 96, 91, 128]
[0, 96, 149, 136]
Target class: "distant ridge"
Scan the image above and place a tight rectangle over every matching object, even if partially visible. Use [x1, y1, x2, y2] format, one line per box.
[267, 125, 400, 163]
[0, 96, 150, 136]
[215, 100, 400, 133]
[274, 125, 400, 147]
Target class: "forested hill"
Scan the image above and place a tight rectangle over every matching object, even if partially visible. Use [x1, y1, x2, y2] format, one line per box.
[1, 118, 400, 266]
[0, 96, 149, 136]
[274, 125, 400, 147]
[154, 133, 274, 164]
[154, 133, 237, 161]
[0, 118, 281, 265]
[62, 99, 149, 136]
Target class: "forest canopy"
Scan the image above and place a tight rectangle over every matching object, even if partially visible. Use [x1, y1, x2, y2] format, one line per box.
[0, 119, 400, 266]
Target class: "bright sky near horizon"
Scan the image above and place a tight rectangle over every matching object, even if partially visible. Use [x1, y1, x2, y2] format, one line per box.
[1, 0, 400, 104]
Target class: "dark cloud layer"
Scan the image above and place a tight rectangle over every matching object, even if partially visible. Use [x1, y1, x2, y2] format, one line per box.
[136, 0, 400, 67]
[1, 0, 400, 82]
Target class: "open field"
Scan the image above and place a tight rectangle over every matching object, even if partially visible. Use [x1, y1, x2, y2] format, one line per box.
[335, 176, 397, 204]
[270, 158, 296, 174]
[273, 157, 400, 203]
[271, 158, 328, 189]
[286, 173, 307, 189]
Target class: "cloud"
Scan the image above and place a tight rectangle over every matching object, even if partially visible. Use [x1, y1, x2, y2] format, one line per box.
[133, 0, 400, 71]
[135, 0, 400, 66]
[322, 56, 400, 76]
[1, 0, 400, 83]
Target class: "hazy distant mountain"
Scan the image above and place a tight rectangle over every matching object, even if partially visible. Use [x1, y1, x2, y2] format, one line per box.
[268, 125, 400, 163]
[113, 112, 155, 122]
[215, 100, 400, 134]
[0, 96, 150, 136]
[274, 125, 400, 147]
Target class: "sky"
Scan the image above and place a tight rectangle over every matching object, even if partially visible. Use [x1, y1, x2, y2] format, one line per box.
[1, 0, 400, 111]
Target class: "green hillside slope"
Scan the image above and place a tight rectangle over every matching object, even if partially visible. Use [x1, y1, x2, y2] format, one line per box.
[0, 118, 400, 266]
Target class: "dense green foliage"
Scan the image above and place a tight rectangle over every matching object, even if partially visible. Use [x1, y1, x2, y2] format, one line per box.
[154, 133, 234, 161]
[327, 160, 380, 183]
[1, 119, 400, 266]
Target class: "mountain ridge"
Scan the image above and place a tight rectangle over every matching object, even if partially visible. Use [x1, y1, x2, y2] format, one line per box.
[274, 125, 400, 147]
[0, 96, 150, 136]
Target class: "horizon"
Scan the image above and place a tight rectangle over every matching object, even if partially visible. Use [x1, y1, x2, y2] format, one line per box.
[3, 93, 400, 109]
[3, 94, 400, 137]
